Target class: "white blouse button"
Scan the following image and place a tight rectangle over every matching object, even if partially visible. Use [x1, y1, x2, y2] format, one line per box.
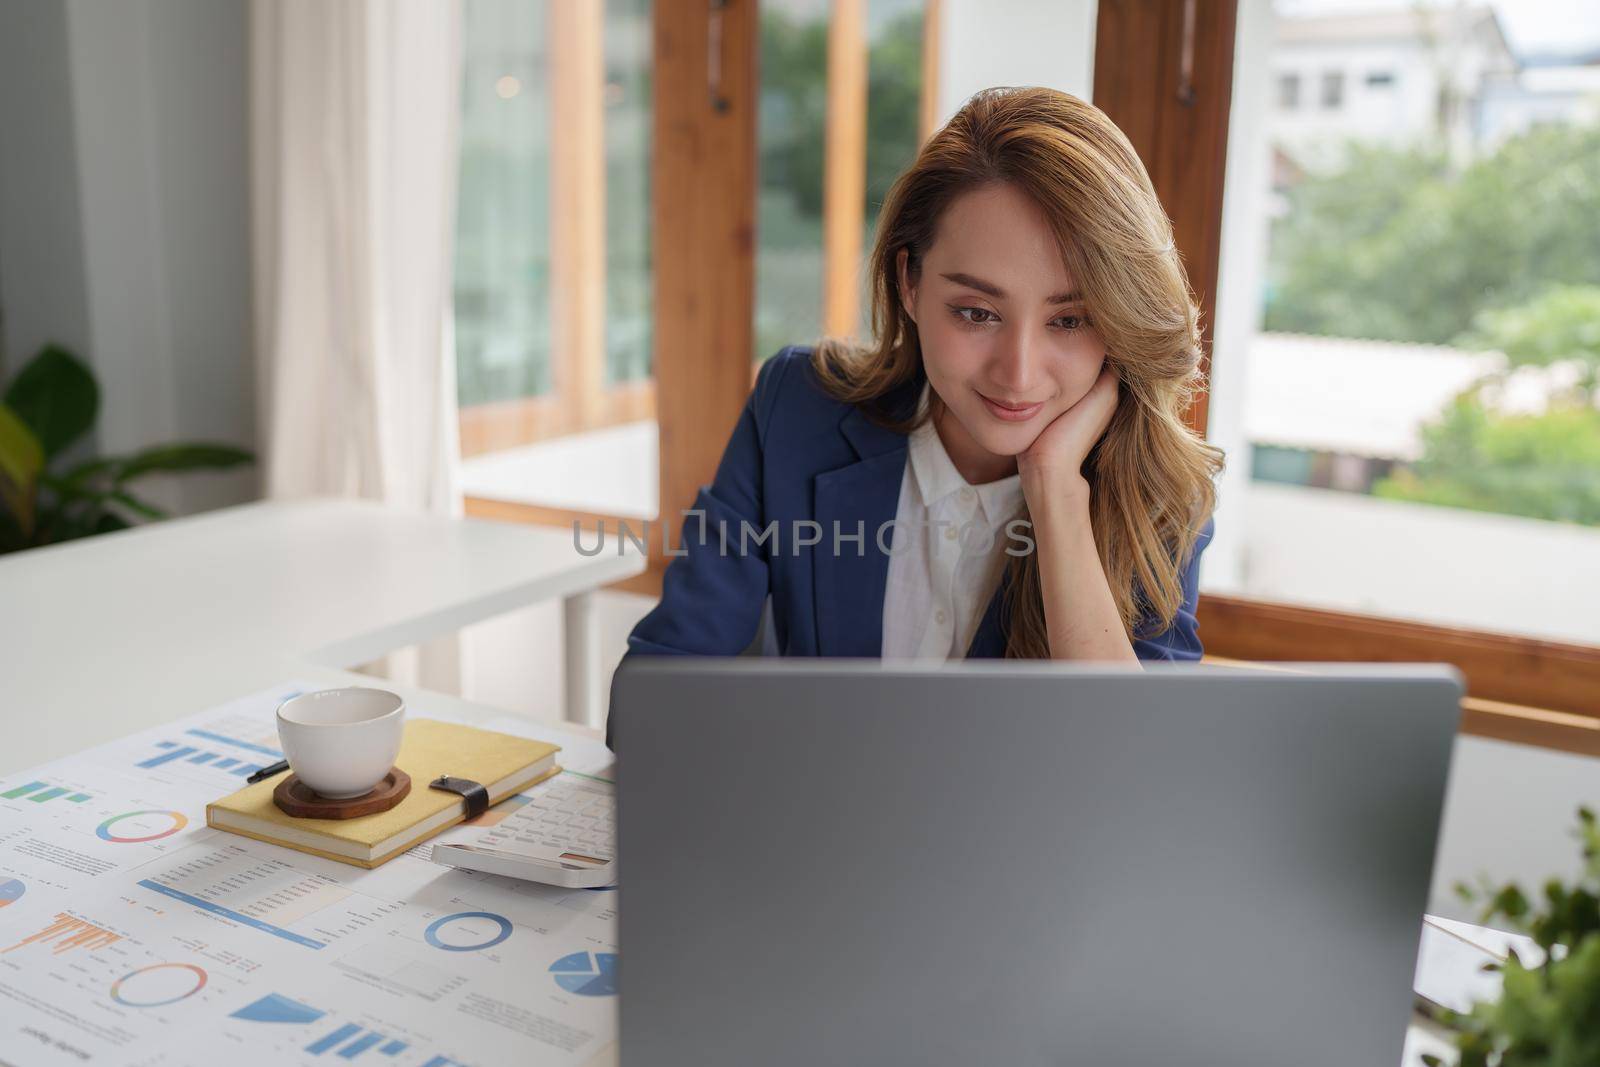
[943, 526, 958, 541]
[936, 609, 948, 624]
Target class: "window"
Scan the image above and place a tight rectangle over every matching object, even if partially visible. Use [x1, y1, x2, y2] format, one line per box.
[754, 1, 830, 365]
[1319, 70, 1343, 109]
[1277, 72, 1299, 109]
[1365, 70, 1395, 88]
[1205, 0, 1600, 652]
[755, 0, 928, 366]
[454, 0, 555, 407]
[452, 0, 656, 517]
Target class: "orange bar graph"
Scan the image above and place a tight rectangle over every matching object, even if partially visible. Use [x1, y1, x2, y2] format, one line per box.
[3, 912, 123, 955]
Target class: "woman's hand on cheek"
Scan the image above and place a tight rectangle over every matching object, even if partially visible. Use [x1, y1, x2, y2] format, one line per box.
[1017, 364, 1119, 500]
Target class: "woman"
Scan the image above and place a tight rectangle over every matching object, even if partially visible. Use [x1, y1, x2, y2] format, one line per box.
[618, 87, 1224, 695]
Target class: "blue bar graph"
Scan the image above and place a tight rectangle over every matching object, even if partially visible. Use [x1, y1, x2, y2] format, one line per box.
[28, 787, 70, 802]
[307, 1024, 362, 1055]
[379, 1040, 407, 1056]
[138, 746, 197, 768]
[337, 1032, 385, 1058]
[186, 727, 283, 759]
[421, 1058, 462, 1067]
[136, 727, 282, 776]
[67, 793, 91, 802]
[1, 781, 47, 799]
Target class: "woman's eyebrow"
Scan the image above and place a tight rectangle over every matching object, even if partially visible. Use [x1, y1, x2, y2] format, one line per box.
[939, 271, 1081, 305]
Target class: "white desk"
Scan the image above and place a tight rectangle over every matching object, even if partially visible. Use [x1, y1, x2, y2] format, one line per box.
[0, 652, 1512, 1066]
[0, 498, 642, 775]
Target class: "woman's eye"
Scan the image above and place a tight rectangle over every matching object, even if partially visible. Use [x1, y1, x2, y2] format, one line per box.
[952, 306, 996, 326]
[1053, 314, 1087, 331]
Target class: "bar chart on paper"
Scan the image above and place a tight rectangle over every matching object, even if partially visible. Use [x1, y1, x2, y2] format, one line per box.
[0, 777, 99, 828]
[294, 1021, 467, 1066]
[223, 992, 469, 1065]
[130, 715, 289, 781]
[305, 1023, 403, 1059]
[3, 911, 123, 955]
[0, 781, 94, 804]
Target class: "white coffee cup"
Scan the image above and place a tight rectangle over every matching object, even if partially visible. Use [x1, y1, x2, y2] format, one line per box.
[276, 688, 406, 799]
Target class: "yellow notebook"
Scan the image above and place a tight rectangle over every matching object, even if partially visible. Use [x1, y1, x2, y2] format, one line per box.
[205, 719, 560, 868]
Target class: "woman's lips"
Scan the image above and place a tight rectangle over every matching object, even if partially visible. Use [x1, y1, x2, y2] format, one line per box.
[978, 391, 1045, 422]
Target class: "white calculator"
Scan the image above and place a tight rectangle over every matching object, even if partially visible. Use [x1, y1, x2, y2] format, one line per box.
[431, 772, 616, 888]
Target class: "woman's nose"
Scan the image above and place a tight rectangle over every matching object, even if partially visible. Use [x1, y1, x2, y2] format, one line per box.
[989, 326, 1037, 395]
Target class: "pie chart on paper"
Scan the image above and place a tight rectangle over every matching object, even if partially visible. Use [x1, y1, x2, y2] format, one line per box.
[549, 951, 618, 996]
[0, 878, 23, 908]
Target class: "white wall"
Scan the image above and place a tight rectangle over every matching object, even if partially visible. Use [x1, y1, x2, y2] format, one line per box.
[933, 0, 1098, 124]
[0, 0, 256, 517]
[0, 2, 95, 414]
[1229, 482, 1600, 646]
[1431, 736, 1600, 921]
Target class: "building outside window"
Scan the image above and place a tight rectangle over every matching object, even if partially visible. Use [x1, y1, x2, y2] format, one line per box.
[1278, 71, 1300, 108]
[1320, 69, 1344, 108]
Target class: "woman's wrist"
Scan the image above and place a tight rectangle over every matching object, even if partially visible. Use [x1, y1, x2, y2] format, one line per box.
[1021, 467, 1092, 526]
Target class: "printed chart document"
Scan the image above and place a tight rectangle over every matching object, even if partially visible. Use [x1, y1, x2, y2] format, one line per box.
[0, 682, 618, 1067]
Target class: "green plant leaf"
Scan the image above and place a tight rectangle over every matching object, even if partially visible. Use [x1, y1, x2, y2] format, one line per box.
[3, 345, 100, 459]
[115, 443, 254, 482]
[54, 456, 120, 491]
[107, 489, 166, 522]
[1446, 808, 1600, 1064]
[0, 402, 46, 537]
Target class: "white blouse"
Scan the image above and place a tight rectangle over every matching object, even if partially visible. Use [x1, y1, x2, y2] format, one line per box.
[881, 389, 1025, 661]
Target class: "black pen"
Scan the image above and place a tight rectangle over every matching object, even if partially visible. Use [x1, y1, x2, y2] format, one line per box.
[246, 759, 291, 784]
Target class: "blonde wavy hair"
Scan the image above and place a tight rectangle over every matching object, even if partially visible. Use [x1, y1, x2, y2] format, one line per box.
[814, 86, 1225, 658]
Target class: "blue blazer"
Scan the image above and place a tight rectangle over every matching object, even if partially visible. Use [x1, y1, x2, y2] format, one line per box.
[620, 345, 1212, 676]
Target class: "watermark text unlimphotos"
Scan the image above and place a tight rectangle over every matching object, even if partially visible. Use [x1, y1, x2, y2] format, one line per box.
[573, 511, 1037, 558]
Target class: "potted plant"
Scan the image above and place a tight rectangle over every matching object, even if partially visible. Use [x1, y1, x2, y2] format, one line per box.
[0, 344, 253, 554]
[1425, 807, 1600, 1065]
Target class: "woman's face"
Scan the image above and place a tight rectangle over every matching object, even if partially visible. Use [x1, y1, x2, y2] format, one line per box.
[899, 182, 1107, 473]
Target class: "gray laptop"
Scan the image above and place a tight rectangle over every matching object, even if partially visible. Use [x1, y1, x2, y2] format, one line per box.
[611, 661, 1461, 1067]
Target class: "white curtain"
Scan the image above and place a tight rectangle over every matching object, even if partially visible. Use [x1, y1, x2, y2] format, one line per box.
[251, 0, 465, 686]
[251, 0, 462, 514]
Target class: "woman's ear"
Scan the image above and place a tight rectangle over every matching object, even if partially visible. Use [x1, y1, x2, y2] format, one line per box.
[896, 248, 917, 324]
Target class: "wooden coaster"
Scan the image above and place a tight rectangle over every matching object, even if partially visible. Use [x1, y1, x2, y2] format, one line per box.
[273, 768, 411, 820]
